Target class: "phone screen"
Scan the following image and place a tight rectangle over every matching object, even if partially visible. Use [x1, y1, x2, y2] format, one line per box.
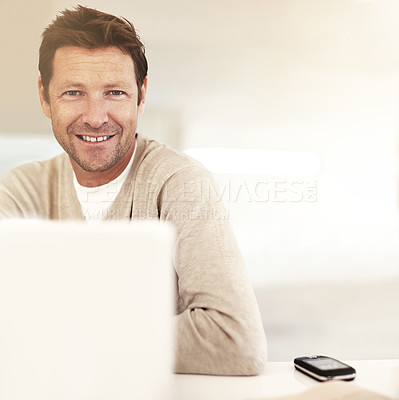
[305, 357, 347, 371]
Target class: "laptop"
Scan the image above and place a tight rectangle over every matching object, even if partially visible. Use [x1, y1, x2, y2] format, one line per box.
[0, 220, 175, 400]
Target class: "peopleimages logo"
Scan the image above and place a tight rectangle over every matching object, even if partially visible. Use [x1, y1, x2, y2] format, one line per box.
[79, 178, 318, 205]
[83, 178, 317, 221]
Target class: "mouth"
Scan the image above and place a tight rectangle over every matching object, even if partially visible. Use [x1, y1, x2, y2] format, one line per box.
[77, 135, 114, 143]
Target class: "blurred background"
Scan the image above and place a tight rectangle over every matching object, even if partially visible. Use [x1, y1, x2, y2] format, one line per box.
[1, 0, 398, 361]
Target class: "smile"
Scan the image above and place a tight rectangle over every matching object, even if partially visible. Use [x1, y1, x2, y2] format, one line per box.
[78, 135, 113, 143]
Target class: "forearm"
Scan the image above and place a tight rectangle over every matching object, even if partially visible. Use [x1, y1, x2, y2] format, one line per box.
[174, 303, 267, 375]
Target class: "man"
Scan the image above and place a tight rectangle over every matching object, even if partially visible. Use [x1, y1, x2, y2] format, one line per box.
[0, 6, 267, 375]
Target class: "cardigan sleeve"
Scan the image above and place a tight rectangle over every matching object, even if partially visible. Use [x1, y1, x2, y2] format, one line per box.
[158, 165, 267, 375]
[0, 165, 43, 219]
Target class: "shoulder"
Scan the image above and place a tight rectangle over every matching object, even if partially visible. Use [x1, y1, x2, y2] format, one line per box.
[1, 153, 69, 185]
[135, 135, 213, 184]
[0, 154, 70, 218]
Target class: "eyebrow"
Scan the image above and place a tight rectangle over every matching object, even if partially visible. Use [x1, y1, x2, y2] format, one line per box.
[103, 82, 133, 90]
[58, 82, 85, 88]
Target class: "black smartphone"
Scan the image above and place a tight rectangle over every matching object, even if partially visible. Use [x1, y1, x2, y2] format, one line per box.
[294, 355, 356, 382]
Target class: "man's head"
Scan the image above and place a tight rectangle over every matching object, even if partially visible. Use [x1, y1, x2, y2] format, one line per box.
[38, 6, 149, 186]
[39, 5, 148, 105]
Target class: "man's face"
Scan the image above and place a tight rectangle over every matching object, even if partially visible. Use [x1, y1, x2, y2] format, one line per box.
[39, 46, 147, 185]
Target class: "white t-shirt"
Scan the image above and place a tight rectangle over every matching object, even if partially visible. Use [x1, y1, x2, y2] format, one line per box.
[73, 143, 137, 222]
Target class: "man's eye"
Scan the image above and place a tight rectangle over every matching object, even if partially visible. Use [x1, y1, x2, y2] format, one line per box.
[65, 90, 79, 96]
[110, 90, 124, 96]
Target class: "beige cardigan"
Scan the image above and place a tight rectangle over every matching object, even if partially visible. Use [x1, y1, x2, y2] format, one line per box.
[0, 134, 267, 375]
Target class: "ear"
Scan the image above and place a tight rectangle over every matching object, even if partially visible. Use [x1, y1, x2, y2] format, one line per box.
[38, 76, 51, 119]
[137, 76, 148, 115]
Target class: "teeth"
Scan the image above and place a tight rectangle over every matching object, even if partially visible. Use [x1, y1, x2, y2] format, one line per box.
[81, 135, 109, 143]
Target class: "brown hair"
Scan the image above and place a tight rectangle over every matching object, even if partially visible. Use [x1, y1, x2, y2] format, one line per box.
[39, 5, 148, 104]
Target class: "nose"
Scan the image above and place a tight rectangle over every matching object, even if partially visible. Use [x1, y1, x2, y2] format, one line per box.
[81, 95, 109, 128]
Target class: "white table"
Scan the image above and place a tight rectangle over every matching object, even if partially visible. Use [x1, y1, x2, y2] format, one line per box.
[175, 359, 399, 400]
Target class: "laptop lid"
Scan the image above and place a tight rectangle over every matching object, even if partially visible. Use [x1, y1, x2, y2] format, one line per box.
[0, 220, 175, 400]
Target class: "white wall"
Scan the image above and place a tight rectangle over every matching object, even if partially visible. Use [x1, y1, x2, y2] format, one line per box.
[0, 1, 53, 134]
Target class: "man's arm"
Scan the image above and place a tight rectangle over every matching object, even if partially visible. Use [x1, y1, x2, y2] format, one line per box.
[159, 165, 267, 375]
[0, 163, 47, 219]
[0, 170, 30, 219]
